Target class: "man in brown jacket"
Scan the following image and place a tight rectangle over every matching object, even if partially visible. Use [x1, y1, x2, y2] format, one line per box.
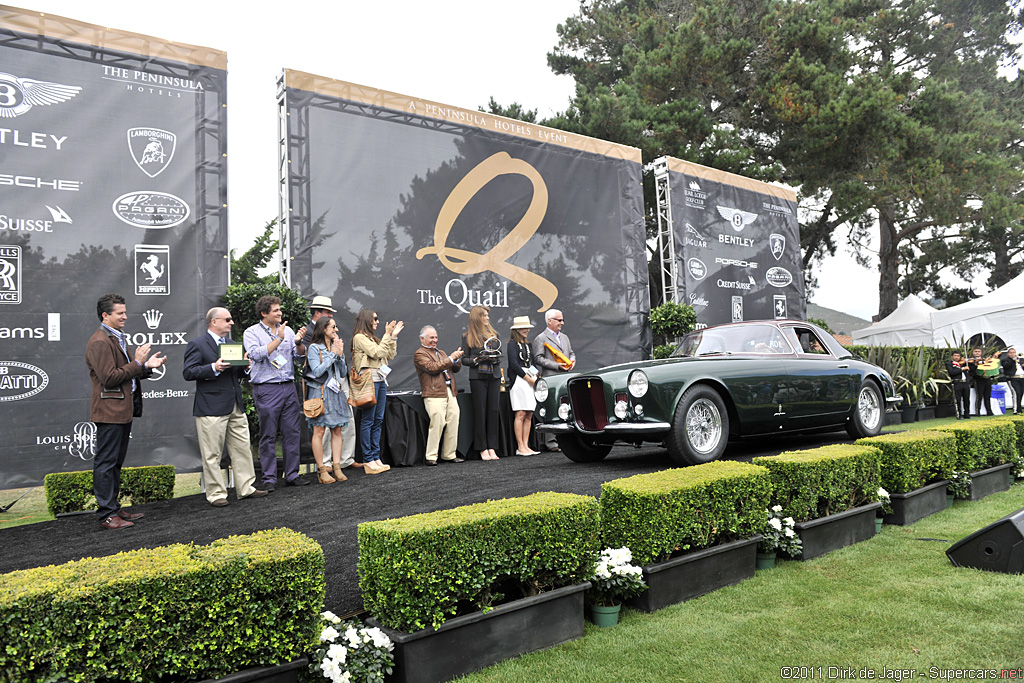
[413, 325, 464, 466]
[85, 293, 166, 529]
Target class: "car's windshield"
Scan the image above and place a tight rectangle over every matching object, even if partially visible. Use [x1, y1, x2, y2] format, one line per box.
[673, 324, 793, 357]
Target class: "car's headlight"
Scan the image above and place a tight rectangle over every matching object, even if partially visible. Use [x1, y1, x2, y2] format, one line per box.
[557, 402, 571, 421]
[627, 370, 649, 398]
[614, 400, 628, 419]
[534, 378, 549, 402]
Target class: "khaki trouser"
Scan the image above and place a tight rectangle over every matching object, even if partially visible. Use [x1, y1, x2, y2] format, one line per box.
[196, 404, 258, 503]
[423, 386, 460, 462]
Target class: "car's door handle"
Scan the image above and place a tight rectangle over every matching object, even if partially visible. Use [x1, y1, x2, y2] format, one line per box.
[837, 364, 849, 369]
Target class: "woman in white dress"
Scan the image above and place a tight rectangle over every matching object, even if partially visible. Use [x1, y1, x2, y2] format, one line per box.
[507, 316, 540, 456]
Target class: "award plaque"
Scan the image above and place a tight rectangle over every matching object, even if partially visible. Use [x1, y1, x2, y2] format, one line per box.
[219, 342, 247, 366]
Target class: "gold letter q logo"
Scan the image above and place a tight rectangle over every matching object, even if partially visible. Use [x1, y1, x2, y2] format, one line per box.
[416, 152, 558, 312]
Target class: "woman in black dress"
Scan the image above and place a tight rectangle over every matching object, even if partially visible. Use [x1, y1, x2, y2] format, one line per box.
[461, 305, 503, 460]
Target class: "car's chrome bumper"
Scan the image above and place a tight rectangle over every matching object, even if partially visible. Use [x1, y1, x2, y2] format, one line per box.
[536, 422, 672, 434]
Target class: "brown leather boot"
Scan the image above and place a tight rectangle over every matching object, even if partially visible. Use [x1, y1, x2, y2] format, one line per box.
[332, 463, 348, 482]
[317, 465, 336, 484]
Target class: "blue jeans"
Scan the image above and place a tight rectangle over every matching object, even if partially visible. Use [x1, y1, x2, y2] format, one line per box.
[359, 381, 387, 462]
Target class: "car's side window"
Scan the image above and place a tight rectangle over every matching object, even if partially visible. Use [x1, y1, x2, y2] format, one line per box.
[784, 327, 831, 356]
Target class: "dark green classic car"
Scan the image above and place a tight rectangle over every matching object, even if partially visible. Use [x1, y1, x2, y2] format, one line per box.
[534, 320, 901, 466]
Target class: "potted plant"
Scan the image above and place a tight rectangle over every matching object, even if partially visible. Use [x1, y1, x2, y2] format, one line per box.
[585, 547, 647, 627]
[756, 506, 801, 569]
[307, 611, 395, 683]
[875, 488, 892, 532]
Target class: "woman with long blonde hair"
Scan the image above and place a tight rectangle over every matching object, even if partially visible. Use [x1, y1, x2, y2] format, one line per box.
[351, 308, 403, 473]
[460, 305, 503, 460]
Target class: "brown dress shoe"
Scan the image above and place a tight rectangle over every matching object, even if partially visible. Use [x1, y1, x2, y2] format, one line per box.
[241, 489, 269, 499]
[100, 515, 134, 530]
[117, 509, 144, 521]
[211, 499, 229, 507]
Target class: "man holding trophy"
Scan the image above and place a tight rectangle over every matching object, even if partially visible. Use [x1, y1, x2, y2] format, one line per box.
[532, 308, 576, 452]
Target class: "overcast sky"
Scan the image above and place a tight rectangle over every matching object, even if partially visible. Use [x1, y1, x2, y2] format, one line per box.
[20, 0, 890, 320]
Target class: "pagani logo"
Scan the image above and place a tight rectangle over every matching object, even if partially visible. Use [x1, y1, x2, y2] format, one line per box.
[416, 152, 557, 312]
[716, 206, 758, 232]
[0, 73, 81, 118]
[128, 128, 176, 177]
[774, 294, 788, 319]
[113, 192, 190, 228]
[0, 360, 48, 401]
[766, 266, 794, 288]
[770, 233, 786, 260]
[687, 258, 707, 280]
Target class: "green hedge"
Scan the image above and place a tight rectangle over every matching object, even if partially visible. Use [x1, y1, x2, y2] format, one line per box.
[357, 492, 599, 633]
[1003, 415, 1024, 477]
[752, 444, 882, 522]
[927, 419, 1018, 471]
[599, 461, 771, 565]
[44, 465, 175, 516]
[0, 528, 323, 682]
[856, 431, 958, 493]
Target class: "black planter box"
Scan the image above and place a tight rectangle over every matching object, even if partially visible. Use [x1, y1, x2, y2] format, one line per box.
[968, 463, 1014, 501]
[935, 404, 957, 418]
[884, 411, 903, 427]
[199, 657, 307, 683]
[625, 535, 760, 613]
[900, 407, 919, 423]
[916, 406, 936, 422]
[884, 481, 949, 526]
[792, 502, 881, 561]
[370, 582, 589, 683]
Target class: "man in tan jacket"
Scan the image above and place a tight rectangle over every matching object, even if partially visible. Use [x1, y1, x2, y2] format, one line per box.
[85, 293, 166, 529]
[413, 325, 464, 466]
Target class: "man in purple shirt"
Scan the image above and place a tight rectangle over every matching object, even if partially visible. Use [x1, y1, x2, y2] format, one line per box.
[243, 295, 308, 490]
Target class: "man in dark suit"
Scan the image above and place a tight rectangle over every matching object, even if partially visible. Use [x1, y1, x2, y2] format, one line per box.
[85, 293, 166, 530]
[183, 307, 268, 507]
[532, 308, 576, 451]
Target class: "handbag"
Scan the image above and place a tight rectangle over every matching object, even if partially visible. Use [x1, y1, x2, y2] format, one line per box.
[302, 348, 325, 418]
[348, 357, 377, 408]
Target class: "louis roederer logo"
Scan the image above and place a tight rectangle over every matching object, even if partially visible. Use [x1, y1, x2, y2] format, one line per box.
[128, 128, 176, 177]
[716, 206, 758, 232]
[0, 73, 81, 118]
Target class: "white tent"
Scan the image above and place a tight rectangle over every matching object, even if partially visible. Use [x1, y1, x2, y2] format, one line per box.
[930, 271, 1024, 348]
[851, 294, 937, 346]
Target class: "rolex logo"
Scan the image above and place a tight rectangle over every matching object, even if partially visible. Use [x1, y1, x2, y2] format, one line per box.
[143, 309, 163, 330]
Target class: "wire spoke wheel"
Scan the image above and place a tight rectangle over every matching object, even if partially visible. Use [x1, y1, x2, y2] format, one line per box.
[685, 397, 722, 454]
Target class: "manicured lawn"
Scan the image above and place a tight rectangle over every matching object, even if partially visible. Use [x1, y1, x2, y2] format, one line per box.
[459, 483, 1024, 682]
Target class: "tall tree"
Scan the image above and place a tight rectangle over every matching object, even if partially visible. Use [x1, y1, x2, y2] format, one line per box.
[547, 0, 1024, 318]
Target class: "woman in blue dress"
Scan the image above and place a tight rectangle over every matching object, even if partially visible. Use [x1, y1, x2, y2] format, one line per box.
[305, 316, 353, 484]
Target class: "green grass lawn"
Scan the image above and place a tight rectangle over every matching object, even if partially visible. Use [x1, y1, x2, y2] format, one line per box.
[460, 483, 1024, 682]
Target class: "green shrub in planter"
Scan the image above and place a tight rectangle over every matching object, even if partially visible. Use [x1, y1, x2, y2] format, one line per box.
[599, 461, 770, 565]
[752, 444, 882, 522]
[927, 419, 1017, 471]
[856, 431, 957, 493]
[44, 464, 175, 516]
[357, 491, 599, 633]
[0, 528, 323, 682]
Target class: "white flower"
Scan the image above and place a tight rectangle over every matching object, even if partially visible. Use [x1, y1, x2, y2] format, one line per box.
[772, 504, 783, 513]
[877, 487, 890, 502]
[365, 627, 392, 650]
[320, 626, 340, 643]
[345, 627, 362, 648]
[784, 517, 794, 526]
[321, 658, 341, 682]
[784, 528, 795, 538]
[326, 643, 347, 664]
[769, 517, 782, 531]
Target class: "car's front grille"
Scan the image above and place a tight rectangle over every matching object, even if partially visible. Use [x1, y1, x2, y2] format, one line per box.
[568, 377, 608, 432]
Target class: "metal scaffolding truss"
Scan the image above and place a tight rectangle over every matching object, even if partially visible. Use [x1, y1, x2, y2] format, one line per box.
[276, 72, 312, 290]
[653, 157, 681, 304]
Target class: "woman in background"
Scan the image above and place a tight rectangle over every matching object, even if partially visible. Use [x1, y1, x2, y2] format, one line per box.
[507, 316, 540, 456]
[305, 316, 351, 483]
[352, 308, 402, 474]
[461, 305, 503, 460]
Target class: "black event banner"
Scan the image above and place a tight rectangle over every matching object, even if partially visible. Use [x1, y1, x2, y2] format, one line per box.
[0, 7, 228, 488]
[281, 70, 650, 392]
[663, 158, 805, 327]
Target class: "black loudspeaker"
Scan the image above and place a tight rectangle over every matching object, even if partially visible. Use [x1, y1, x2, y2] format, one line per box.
[946, 507, 1024, 574]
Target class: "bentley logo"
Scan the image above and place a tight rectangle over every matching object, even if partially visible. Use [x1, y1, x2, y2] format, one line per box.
[127, 128, 176, 177]
[416, 152, 558, 312]
[143, 309, 163, 330]
[716, 206, 758, 232]
[770, 233, 785, 260]
[0, 72, 81, 118]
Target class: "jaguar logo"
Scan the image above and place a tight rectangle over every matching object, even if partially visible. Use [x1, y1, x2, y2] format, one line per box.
[416, 152, 557, 312]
